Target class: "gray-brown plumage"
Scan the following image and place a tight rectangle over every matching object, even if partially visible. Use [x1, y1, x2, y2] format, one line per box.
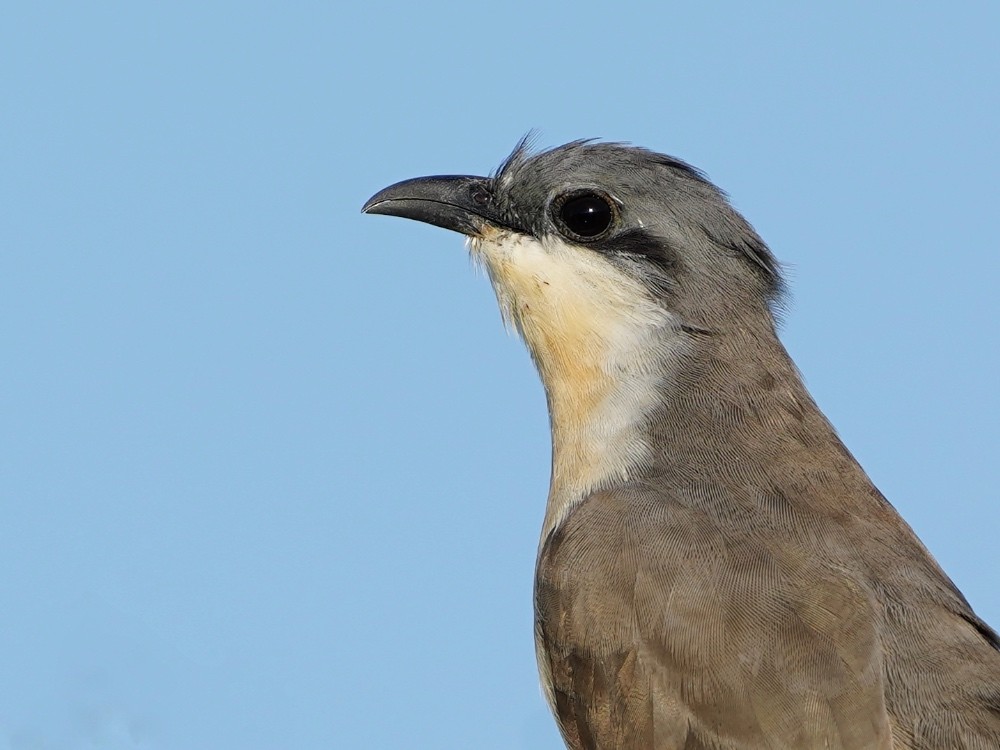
[363, 139, 1000, 749]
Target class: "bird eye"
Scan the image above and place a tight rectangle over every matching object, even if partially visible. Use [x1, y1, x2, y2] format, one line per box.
[554, 191, 616, 240]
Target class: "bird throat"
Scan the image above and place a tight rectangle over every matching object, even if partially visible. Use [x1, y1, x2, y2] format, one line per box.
[469, 229, 683, 536]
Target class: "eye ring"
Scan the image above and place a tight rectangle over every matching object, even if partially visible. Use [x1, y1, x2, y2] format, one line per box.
[551, 190, 618, 241]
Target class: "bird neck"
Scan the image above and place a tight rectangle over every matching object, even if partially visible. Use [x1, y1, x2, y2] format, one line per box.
[470, 229, 860, 541]
[536, 316, 866, 540]
[639, 327, 888, 527]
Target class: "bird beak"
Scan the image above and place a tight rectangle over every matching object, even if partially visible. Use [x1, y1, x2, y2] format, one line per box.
[362, 175, 506, 237]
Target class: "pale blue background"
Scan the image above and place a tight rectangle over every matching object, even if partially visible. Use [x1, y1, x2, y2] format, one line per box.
[2, 3, 998, 748]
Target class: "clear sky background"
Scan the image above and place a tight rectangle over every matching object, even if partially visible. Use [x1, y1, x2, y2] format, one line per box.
[2, 3, 998, 749]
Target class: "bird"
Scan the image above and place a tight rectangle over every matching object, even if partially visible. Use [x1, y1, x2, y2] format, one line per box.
[362, 139, 1000, 749]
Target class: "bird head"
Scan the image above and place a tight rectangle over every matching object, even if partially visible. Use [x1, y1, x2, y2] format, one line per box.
[363, 139, 782, 341]
[364, 140, 790, 503]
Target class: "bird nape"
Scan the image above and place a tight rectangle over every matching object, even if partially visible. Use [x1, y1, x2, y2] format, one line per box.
[363, 139, 1000, 750]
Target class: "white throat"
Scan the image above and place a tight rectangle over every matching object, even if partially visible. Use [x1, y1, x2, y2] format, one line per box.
[469, 229, 685, 538]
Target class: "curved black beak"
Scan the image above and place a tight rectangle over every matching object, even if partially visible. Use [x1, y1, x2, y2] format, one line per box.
[362, 175, 507, 236]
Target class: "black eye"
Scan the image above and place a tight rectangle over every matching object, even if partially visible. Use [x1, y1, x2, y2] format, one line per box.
[555, 192, 616, 240]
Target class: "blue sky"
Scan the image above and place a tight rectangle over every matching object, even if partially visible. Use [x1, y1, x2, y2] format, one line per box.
[2, 3, 998, 748]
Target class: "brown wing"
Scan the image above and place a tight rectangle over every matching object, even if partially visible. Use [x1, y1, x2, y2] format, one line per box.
[535, 486, 894, 750]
